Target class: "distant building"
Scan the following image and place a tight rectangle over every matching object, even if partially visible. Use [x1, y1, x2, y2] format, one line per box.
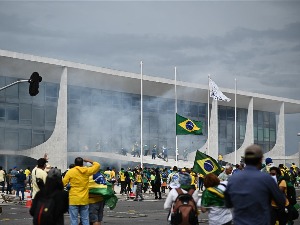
[0, 49, 300, 170]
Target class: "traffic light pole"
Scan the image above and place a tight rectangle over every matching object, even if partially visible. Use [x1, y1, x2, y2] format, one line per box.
[0, 79, 29, 92]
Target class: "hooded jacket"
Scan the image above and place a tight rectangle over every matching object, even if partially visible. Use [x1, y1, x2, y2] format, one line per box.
[63, 162, 100, 205]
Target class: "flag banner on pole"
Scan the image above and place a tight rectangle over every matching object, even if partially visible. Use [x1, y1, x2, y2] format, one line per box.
[209, 78, 231, 102]
[193, 151, 222, 175]
[176, 114, 203, 135]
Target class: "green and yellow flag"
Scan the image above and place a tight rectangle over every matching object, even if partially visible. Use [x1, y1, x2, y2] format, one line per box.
[193, 151, 222, 175]
[176, 114, 203, 135]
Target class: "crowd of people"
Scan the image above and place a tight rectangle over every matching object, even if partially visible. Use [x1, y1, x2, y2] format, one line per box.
[0, 144, 300, 225]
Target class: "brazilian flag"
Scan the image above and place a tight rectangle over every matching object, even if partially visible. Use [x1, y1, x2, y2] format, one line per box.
[176, 114, 203, 135]
[193, 151, 222, 175]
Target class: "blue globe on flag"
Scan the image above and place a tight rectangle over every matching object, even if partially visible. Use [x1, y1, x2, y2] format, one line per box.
[185, 121, 194, 130]
[203, 160, 214, 172]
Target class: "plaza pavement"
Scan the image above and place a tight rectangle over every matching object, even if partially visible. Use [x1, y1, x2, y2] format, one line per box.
[1, 185, 300, 224]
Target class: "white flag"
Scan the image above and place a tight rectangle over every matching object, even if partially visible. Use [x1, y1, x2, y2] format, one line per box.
[209, 78, 231, 102]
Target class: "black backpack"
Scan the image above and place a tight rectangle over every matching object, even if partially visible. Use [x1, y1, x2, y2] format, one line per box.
[171, 188, 198, 225]
[33, 194, 56, 225]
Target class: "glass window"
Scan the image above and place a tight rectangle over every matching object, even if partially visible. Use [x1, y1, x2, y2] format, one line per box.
[5, 129, 19, 149]
[81, 88, 91, 106]
[264, 128, 270, 141]
[5, 77, 19, 97]
[6, 106, 19, 121]
[32, 106, 45, 128]
[227, 107, 234, 121]
[0, 76, 5, 97]
[68, 86, 81, 104]
[19, 129, 32, 147]
[0, 127, 4, 148]
[270, 129, 276, 142]
[19, 104, 32, 125]
[258, 127, 264, 141]
[0, 106, 5, 121]
[45, 83, 59, 102]
[32, 132, 45, 147]
[258, 112, 263, 125]
[219, 106, 227, 120]
[45, 105, 57, 127]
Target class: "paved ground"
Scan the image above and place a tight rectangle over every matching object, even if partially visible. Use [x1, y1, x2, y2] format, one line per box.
[1, 186, 300, 224]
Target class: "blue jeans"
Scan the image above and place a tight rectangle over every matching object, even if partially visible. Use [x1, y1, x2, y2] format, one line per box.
[69, 205, 89, 225]
[16, 184, 25, 200]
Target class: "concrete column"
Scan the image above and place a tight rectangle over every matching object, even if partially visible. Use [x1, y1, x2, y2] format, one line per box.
[224, 97, 253, 164]
[264, 102, 285, 160]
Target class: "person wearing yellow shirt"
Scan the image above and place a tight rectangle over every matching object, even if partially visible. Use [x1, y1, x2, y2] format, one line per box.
[134, 169, 144, 201]
[24, 167, 31, 189]
[269, 166, 289, 225]
[110, 168, 116, 193]
[63, 157, 100, 225]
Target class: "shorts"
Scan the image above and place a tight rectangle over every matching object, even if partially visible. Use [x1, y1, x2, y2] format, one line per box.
[89, 201, 105, 223]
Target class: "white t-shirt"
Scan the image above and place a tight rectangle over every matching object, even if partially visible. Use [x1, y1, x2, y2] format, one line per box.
[31, 167, 47, 199]
[0, 170, 5, 182]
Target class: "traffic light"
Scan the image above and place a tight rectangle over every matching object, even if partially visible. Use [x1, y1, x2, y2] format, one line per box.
[28, 72, 42, 96]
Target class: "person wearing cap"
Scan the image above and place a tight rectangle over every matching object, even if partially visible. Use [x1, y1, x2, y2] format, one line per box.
[31, 158, 48, 199]
[30, 168, 69, 225]
[261, 157, 275, 173]
[62, 157, 100, 225]
[225, 144, 286, 225]
[164, 172, 199, 222]
[15, 169, 26, 200]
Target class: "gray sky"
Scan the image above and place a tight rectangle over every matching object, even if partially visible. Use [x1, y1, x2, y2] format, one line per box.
[0, 1, 300, 154]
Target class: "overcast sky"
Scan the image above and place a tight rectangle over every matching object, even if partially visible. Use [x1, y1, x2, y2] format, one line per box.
[0, 1, 299, 155]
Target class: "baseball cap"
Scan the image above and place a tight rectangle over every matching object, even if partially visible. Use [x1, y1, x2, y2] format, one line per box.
[244, 144, 263, 159]
[47, 168, 61, 178]
[265, 157, 273, 164]
[179, 172, 192, 189]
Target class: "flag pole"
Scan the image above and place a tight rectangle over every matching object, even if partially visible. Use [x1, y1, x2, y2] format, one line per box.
[234, 78, 237, 165]
[175, 67, 178, 168]
[140, 61, 143, 168]
[207, 75, 210, 156]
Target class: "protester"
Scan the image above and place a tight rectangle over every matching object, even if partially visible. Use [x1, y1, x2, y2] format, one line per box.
[6, 169, 12, 194]
[200, 173, 232, 225]
[62, 157, 100, 225]
[153, 168, 162, 199]
[261, 157, 275, 173]
[24, 167, 31, 189]
[218, 163, 233, 181]
[225, 144, 286, 224]
[31, 158, 48, 199]
[167, 166, 180, 190]
[30, 168, 69, 225]
[152, 145, 157, 159]
[164, 172, 199, 223]
[269, 166, 289, 225]
[134, 169, 144, 201]
[0, 166, 5, 193]
[10, 166, 18, 194]
[15, 169, 26, 200]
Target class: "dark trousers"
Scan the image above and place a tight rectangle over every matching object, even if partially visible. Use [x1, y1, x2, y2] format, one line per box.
[6, 182, 12, 194]
[120, 181, 126, 194]
[152, 153, 156, 159]
[271, 207, 288, 225]
[0, 181, 4, 192]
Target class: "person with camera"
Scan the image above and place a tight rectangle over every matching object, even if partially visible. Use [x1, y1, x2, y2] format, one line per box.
[31, 158, 48, 199]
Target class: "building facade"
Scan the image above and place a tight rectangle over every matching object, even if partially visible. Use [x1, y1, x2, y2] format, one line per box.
[0, 50, 300, 170]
